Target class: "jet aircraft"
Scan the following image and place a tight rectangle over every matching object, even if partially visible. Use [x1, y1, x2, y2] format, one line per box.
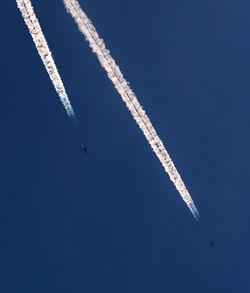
[81, 145, 88, 154]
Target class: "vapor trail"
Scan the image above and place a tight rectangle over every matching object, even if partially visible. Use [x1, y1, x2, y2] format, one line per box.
[16, 0, 75, 119]
[62, 0, 199, 220]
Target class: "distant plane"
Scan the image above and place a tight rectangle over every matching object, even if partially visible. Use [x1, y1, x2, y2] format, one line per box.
[209, 241, 215, 247]
[81, 145, 88, 154]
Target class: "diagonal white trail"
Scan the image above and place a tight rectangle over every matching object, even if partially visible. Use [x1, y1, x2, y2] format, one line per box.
[16, 0, 75, 119]
[63, 0, 199, 220]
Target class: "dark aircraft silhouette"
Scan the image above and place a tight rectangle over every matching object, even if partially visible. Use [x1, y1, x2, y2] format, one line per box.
[209, 241, 215, 247]
[81, 145, 88, 154]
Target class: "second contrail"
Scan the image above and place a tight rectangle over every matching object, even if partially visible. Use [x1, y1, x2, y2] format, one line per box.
[16, 0, 75, 120]
[62, 0, 199, 220]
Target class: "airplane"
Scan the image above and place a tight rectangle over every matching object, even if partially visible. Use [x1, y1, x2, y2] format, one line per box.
[81, 145, 88, 154]
[209, 241, 215, 247]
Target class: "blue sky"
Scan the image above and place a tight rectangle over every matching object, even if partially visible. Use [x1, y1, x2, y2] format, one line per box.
[0, 0, 250, 292]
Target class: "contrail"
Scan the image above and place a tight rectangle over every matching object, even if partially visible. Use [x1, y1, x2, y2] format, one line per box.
[62, 0, 199, 220]
[16, 0, 75, 120]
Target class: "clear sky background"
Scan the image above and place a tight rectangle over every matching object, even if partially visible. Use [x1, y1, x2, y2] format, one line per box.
[1, 0, 250, 292]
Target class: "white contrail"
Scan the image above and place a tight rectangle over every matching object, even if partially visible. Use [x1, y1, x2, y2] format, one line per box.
[62, 0, 199, 220]
[16, 0, 75, 120]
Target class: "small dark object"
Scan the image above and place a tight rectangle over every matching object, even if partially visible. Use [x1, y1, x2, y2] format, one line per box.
[209, 241, 215, 247]
[81, 145, 88, 154]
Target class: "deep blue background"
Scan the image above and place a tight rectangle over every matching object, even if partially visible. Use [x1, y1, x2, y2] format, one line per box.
[1, 0, 250, 292]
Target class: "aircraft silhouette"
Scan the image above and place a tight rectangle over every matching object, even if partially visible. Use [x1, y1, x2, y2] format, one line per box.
[209, 241, 215, 247]
[81, 145, 88, 154]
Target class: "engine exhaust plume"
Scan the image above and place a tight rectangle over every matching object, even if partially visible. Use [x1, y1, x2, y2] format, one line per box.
[62, 0, 199, 220]
[16, 0, 75, 120]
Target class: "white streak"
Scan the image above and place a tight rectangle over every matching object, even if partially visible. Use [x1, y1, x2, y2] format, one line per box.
[63, 0, 199, 220]
[16, 0, 75, 119]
